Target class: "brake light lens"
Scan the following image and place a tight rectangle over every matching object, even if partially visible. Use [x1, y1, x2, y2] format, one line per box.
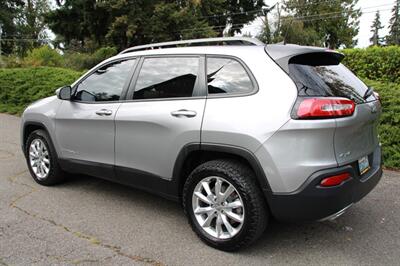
[320, 172, 351, 187]
[294, 97, 355, 119]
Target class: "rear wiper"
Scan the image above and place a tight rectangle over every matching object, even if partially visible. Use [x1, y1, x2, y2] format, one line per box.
[364, 86, 374, 99]
[297, 83, 315, 96]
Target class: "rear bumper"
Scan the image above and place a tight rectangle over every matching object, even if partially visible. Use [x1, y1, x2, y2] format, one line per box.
[267, 145, 382, 222]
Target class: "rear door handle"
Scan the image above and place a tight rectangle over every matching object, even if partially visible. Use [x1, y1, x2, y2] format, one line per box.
[95, 109, 113, 116]
[171, 109, 197, 118]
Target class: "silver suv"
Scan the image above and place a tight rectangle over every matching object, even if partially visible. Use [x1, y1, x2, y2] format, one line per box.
[21, 37, 382, 251]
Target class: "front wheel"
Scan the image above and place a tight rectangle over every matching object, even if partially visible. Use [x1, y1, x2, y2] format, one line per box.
[25, 129, 66, 186]
[183, 159, 268, 251]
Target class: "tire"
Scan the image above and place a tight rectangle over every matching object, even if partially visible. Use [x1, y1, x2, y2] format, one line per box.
[25, 129, 67, 186]
[183, 159, 268, 251]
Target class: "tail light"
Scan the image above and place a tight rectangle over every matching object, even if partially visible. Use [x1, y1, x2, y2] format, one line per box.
[292, 97, 355, 119]
[320, 172, 351, 187]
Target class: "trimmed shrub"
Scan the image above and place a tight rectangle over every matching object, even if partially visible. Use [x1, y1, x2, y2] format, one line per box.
[0, 67, 82, 114]
[341, 46, 400, 84]
[364, 79, 400, 170]
[0, 55, 24, 68]
[64, 46, 118, 70]
[24, 45, 64, 67]
[2, 46, 118, 71]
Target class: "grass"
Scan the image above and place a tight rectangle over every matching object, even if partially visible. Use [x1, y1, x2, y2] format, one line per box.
[0, 67, 398, 169]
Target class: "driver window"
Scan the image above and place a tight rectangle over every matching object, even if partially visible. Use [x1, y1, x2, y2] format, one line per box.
[74, 59, 136, 102]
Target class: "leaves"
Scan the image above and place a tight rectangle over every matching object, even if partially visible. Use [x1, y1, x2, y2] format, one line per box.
[370, 11, 384, 46]
[45, 0, 264, 51]
[362, 79, 400, 169]
[341, 46, 400, 83]
[260, 0, 361, 48]
[0, 67, 82, 114]
[386, 0, 400, 45]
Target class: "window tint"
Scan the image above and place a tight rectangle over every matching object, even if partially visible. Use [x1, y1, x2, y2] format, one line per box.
[288, 53, 371, 104]
[207, 58, 253, 94]
[133, 57, 199, 99]
[75, 59, 136, 102]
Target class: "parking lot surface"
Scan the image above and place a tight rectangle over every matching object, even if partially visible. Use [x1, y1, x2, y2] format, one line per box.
[0, 113, 399, 265]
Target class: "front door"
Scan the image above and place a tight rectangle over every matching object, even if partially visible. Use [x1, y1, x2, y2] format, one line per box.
[55, 58, 137, 178]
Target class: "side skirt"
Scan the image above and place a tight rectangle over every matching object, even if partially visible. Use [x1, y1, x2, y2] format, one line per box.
[58, 158, 179, 201]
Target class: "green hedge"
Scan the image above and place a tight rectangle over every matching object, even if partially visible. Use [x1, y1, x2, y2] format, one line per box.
[364, 79, 400, 169]
[0, 67, 82, 114]
[341, 46, 400, 84]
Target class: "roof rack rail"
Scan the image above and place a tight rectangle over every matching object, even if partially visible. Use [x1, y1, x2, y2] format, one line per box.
[119, 37, 265, 54]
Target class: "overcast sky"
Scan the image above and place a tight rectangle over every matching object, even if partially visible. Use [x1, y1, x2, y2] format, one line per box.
[240, 0, 396, 48]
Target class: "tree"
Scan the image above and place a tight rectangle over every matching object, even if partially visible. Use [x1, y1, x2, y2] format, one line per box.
[46, 0, 108, 51]
[258, 18, 272, 43]
[199, 0, 264, 36]
[0, 0, 50, 56]
[387, 0, 400, 45]
[0, 0, 24, 55]
[16, 0, 51, 55]
[145, 2, 216, 43]
[46, 0, 265, 51]
[257, 5, 277, 44]
[370, 11, 383, 46]
[273, 0, 361, 49]
[278, 16, 322, 45]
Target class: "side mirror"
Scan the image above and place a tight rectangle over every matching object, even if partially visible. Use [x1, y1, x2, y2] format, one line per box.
[56, 86, 72, 100]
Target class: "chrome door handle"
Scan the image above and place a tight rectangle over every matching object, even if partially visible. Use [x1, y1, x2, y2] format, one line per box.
[95, 109, 113, 116]
[171, 109, 197, 118]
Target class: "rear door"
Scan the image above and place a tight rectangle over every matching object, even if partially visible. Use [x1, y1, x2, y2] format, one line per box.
[287, 52, 381, 166]
[114, 55, 206, 180]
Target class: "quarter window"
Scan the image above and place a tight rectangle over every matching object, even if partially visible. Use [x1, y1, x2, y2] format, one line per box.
[133, 57, 199, 99]
[74, 59, 136, 102]
[207, 57, 253, 94]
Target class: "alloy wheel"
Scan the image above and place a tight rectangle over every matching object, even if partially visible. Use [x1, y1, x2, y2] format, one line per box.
[192, 176, 245, 239]
[29, 139, 50, 180]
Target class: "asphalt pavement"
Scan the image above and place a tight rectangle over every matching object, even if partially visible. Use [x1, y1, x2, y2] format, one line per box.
[0, 113, 399, 266]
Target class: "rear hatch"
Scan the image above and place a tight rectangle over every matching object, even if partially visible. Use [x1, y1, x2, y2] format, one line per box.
[267, 47, 381, 168]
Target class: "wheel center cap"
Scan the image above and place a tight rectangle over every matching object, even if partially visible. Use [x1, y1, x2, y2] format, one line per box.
[215, 204, 223, 211]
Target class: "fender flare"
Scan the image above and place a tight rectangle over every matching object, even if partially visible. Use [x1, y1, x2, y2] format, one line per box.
[22, 121, 51, 152]
[172, 143, 272, 199]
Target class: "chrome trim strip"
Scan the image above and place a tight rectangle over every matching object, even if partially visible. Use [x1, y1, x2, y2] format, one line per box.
[318, 204, 353, 222]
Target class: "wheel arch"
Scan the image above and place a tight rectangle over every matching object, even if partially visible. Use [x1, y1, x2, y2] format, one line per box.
[22, 122, 51, 154]
[173, 143, 272, 201]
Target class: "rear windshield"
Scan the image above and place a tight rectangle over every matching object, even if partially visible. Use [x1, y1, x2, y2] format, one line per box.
[288, 53, 373, 104]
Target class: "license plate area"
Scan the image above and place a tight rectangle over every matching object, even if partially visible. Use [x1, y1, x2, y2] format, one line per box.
[358, 156, 370, 175]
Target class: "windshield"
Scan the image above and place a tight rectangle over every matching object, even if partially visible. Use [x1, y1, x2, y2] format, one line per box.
[288, 53, 374, 104]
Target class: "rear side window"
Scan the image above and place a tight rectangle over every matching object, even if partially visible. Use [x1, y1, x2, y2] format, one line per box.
[133, 57, 199, 99]
[74, 59, 136, 102]
[207, 57, 253, 95]
[288, 53, 371, 104]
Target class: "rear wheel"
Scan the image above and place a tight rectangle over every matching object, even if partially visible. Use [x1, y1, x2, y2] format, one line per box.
[183, 159, 268, 251]
[25, 129, 66, 186]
